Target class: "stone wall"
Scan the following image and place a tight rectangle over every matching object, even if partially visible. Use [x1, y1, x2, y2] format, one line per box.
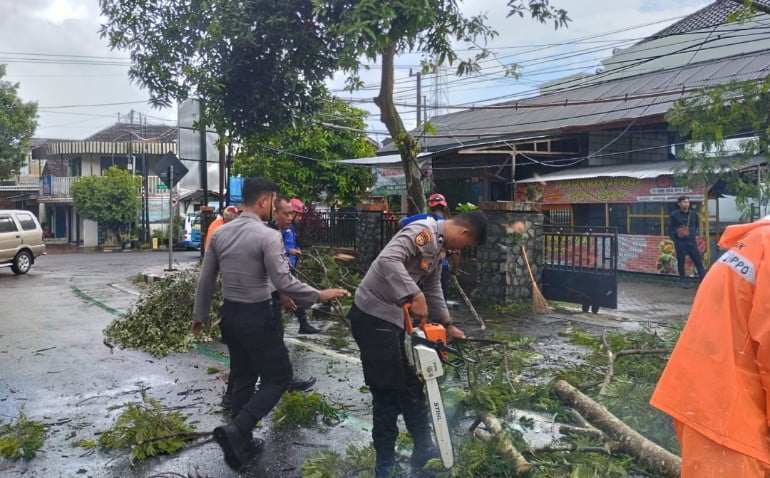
[356, 206, 386, 269]
[476, 202, 544, 305]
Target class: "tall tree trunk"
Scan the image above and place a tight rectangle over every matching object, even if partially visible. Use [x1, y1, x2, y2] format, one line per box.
[374, 44, 425, 215]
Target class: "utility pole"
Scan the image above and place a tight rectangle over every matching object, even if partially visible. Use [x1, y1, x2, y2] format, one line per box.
[199, 100, 208, 207]
[142, 115, 150, 243]
[218, 137, 225, 213]
[410, 69, 422, 128]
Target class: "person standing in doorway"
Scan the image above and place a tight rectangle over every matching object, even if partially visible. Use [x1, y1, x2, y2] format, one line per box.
[191, 178, 348, 471]
[668, 195, 705, 287]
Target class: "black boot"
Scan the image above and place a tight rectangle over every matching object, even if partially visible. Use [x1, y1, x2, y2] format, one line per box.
[298, 316, 320, 334]
[213, 423, 263, 471]
[375, 451, 398, 478]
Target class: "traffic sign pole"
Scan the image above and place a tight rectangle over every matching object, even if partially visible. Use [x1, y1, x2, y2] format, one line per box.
[166, 165, 176, 272]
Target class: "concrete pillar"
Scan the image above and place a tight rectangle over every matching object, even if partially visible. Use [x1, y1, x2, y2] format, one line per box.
[476, 202, 544, 305]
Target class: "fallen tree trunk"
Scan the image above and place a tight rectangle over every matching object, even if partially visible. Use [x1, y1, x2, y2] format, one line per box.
[553, 380, 681, 478]
[476, 412, 531, 473]
[450, 274, 485, 330]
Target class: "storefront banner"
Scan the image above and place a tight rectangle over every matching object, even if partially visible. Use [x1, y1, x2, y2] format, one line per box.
[516, 176, 706, 204]
[617, 234, 706, 276]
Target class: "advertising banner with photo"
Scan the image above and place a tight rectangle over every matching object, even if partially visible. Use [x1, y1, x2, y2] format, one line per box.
[516, 175, 705, 204]
[371, 161, 432, 196]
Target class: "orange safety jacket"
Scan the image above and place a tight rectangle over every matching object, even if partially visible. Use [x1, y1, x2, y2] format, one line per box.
[650, 217, 770, 463]
[204, 216, 225, 249]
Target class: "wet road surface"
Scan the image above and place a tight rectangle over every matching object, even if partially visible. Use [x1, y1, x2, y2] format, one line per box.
[0, 251, 371, 477]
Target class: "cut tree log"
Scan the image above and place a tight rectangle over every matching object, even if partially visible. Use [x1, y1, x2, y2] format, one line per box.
[450, 274, 485, 330]
[553, 380, 681, 478]
[476, 411, 531, 473]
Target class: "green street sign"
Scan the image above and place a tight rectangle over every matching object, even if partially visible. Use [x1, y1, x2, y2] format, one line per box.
[157, 184, 168, 191]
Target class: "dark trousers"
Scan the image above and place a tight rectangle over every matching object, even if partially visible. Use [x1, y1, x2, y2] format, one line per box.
[220, 299, 292, 433]
[289, 269, 309, 324]
[675, 239, 705, 280]
[348, 304, 433, 468]
[440, 264, 449, 302]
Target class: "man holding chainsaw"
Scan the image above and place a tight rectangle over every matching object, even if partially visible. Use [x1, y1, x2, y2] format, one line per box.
[349, 210, 488, 477]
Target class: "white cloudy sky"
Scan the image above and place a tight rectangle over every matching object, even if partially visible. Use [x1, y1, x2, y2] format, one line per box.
[0, 0, 710, 142]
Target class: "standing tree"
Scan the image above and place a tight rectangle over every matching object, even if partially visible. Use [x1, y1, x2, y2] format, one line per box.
[232, 98, 375, 206]
[0, 65, 37, 180]
[98, 0, 569, 213]
[667, 77, 770, 220]
[317, 0, 569, 213]
[70, 166, 141, 245]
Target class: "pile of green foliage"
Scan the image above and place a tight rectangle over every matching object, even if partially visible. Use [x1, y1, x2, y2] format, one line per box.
[98, 391, 196, 460]
[103, 270, 222, 357]
[273, 391, 342, 427]
[300, 443, 376, 478]
[0, 411, 46, 459]
[300, 325, 681, 477]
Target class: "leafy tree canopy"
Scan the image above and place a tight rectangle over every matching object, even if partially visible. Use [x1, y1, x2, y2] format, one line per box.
[0, 65, 37, 179]
[98, 0, 340, 137]
[232, 98, 375, 206]
[98, 0, 569, 213]
[667, 77, 770, 219]
[71, 166, 141, 238]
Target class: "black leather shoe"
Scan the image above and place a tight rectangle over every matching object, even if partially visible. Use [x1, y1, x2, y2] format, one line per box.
[220, 393, 232, 410]
[298, 323, 320, 334]
[287, 376, 317, 392]
[213, 424, 258, 471]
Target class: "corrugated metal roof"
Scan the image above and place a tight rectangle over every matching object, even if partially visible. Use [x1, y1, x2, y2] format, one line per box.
[381, 50, 770, 154]
[32, 141, 177, 159]
[648, 0, 770, 40]
[517, 156, 767, 183]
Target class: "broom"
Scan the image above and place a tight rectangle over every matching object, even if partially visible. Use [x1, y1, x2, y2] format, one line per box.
[520, 244, 550, 314]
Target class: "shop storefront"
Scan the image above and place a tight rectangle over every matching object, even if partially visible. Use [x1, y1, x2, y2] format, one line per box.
[515, 163, 709, 276]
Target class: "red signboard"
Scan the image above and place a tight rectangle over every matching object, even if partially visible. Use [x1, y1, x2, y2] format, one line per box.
[515, 176, 705, 204]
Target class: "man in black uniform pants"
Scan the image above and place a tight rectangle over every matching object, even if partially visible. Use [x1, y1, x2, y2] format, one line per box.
[191, 178, 348, 470]
[349, 211, 488, 477]
[668, 195, 705, 287]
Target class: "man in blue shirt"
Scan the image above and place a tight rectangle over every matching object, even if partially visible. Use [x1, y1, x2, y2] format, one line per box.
[400, 193, 452, 301]
[282, 198, 320, 334]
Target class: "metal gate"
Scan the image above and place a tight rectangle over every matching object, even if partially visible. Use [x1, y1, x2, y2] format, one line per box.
[541, 226, 618, 312]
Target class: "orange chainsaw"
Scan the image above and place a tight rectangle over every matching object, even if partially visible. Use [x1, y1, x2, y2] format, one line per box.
[403, 305, 463, 469]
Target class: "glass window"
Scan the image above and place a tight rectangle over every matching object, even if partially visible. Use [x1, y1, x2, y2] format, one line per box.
[629, 217, 663, 235]
[573, 204, 606, 228]
[0, 216, 18, 233]
[16, 213, 38, 231]
[608, 204, 628, 234]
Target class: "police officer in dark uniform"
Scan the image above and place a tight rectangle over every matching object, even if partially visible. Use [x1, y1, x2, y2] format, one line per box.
[348, 210, 488, 477]
[191, 178, 348, 471]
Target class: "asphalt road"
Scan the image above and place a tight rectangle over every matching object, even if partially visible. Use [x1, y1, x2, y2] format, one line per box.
[0, 250, 371, 478]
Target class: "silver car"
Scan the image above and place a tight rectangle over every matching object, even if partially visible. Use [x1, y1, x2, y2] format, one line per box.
[0, 210, 46, 274]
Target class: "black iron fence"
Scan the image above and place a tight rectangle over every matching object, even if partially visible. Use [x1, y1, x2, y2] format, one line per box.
[297, 211, 359, 249]
[543, 225, 618, 273]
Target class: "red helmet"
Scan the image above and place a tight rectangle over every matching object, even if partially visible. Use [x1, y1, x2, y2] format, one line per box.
[223, 206, 239, 219]
[290, 198, 304, 214]
[427, 193, 447, 208]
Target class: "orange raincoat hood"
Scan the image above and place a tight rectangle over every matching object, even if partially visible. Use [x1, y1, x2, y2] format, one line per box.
[651, 216, 770, 463]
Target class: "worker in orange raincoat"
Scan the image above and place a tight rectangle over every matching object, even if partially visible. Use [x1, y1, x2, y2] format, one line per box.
[204, 205, 239, 249]
[650, 215, 770, 477]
